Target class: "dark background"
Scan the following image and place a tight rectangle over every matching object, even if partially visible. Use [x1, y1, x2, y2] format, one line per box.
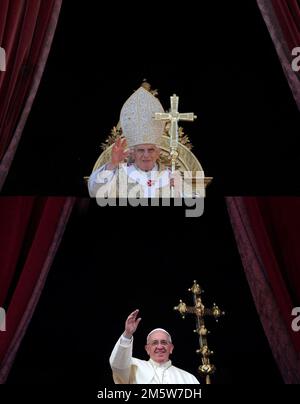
[2, 0, 299, 196]
[6, 197, 283, 385]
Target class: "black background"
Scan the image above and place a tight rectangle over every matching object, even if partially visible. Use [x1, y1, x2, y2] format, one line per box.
[3, 0, 298, 387]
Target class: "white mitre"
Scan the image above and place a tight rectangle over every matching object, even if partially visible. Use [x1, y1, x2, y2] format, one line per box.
[120, 86, 165, 147]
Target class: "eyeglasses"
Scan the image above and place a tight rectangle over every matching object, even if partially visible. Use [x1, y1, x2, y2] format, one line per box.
[148, 339, 170, 346]
[135, 147, 157, 156]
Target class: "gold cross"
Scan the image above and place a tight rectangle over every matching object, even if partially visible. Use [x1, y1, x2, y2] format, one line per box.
[174, 280, 225, 384]
[155, 94, 197, 150]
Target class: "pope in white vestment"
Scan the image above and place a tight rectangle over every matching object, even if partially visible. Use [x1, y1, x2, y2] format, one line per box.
[88, 86, 183, 199]
[110, 335, 200, 384]
[88, 161, 182, 198]
[109, 310, 200, 384]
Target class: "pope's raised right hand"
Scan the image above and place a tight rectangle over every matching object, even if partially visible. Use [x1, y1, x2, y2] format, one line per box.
[107, 137, 129, 169]
[124, 309, 141, 338]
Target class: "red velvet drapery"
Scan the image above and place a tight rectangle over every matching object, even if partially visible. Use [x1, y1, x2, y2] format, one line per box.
[271, 0, 300, 50]
[0, 0, 62, 189]
[226, 197, 300, 384]
[0, 197, 74, 383]
[256, 0, 300, 110]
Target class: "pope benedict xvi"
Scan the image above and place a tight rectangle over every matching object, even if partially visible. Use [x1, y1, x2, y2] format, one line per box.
[88, 86, 182, 198]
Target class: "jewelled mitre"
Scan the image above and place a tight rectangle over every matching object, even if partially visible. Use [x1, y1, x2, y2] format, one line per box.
[120, 86, 165, 147]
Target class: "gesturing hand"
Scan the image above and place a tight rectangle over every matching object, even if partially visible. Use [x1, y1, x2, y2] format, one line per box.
[124, 309, 141, 338]
[110, 137, 129, 167]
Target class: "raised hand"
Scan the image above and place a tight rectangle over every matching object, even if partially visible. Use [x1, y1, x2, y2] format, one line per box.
[124, 309, 141, 338]
[108, 137, 129, 169]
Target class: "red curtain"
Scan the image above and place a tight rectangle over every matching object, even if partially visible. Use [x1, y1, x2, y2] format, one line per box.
[226, 197, 300, 384]
[256, 0, 300, 110]
[272, 0, 300, 50]
[0, 197, 74, 383]
[0, 0, 62, 189]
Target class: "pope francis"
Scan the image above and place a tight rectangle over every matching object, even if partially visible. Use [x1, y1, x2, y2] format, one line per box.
[109, 309, 200, 384]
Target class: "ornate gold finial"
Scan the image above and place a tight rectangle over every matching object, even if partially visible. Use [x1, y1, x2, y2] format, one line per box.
[141, 79, 151, 91]
[174, 280, 225, 384]
[140, 79, 158, 96]
[188, 280, 201, 294]
[173, 300, 187, 318]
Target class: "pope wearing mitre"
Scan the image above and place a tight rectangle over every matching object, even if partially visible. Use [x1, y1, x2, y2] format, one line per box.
[88, 85, 182, 199]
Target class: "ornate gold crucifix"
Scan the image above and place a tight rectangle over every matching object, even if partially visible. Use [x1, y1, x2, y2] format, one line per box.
[174, 280, 225, 384]
[155, 94, 197, 196]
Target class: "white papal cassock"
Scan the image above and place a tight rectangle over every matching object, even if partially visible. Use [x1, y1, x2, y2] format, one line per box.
[88, 163, 183, 198]
[109, 335, 200, 384]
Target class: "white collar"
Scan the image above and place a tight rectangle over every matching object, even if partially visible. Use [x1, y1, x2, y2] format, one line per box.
[133, 163, 158, 174]
[149, 359, 172, 370]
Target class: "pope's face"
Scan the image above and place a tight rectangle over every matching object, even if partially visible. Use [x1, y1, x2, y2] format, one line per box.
[145, 331, 174, 364]
[132, 144, 160, 171]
